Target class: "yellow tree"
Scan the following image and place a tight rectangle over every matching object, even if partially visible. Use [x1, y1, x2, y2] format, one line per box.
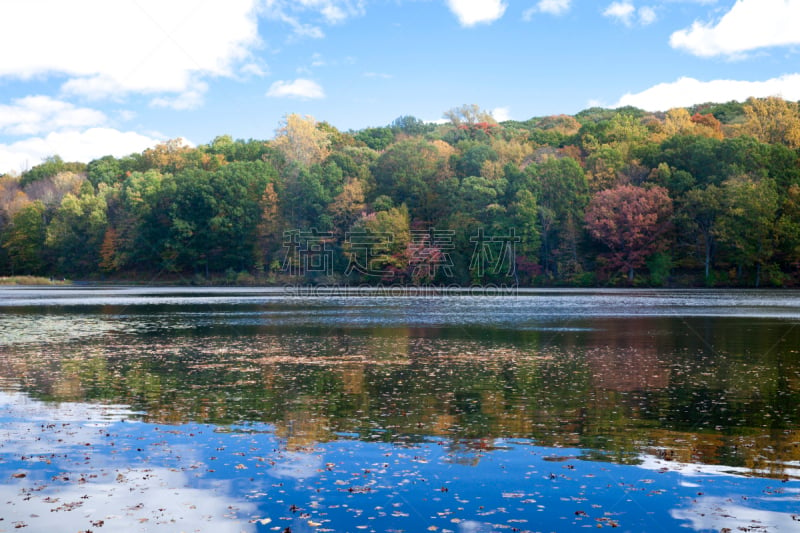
[482, 135, 535, 180]
[743, 96, 800, 148]
[143, 138, 194, 173]
[254, 182, 281, 272]
[0, 176, 30, 219]
[662, 108, 695, 138]
[328, 178, 366, 236]
[272, 113, 331, 167]
[443, 104, 496, 127]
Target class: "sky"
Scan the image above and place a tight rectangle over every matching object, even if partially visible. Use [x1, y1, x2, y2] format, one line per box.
[1, 0, 799, 174]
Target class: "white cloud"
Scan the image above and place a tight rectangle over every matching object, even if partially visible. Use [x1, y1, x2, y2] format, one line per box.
[523, 0, 571, 20]
[269, 9, 326, 39]
[0, 128, 161, 174]
[0, 0, 260, 100]
[613, 73, 800, 111]
[263, 0, 366, 38]
[363, 72, 394, 79]
[603, 2, 657, 27]
[492, 107, 512, 122]
[604, 1, 636, 25]
[537, 0, 572, 15]
[311, 53, 327, 67]
[639, 6, 657, 25]
[117, 110, 138, 122]
[445, 0, 507, 27]
[150, 81, 209, 110]
[240, 62, 270, 78]
[266, 78, 326, 99]
[0, 96, 107, 136]
[671, 0, 800, 57]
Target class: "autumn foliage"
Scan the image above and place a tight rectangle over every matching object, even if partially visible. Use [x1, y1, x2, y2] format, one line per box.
[584, 185, 673, 281]
[2, 99, 800, 286]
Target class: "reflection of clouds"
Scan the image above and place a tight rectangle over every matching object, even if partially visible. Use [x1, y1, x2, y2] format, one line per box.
[458, 520, 498, 532]
[1, 467, 257, 532]
[0, 392, 257, 531]
[640, 453, 800, 532]
[671, 496, 800, 532]
[637, 453, 800, 479]
[0, 391, 136, 455]
[270, 451, 323, 480]
[0, 391, 132, 422]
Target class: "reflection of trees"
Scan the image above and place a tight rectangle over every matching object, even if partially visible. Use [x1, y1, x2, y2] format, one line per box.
[586, 317, 672, 392]
[586, 346, 670, 391]
[1, 322, 799, 478]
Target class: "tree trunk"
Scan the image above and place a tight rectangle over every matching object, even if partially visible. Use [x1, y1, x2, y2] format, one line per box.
[628, 266, 634, 282]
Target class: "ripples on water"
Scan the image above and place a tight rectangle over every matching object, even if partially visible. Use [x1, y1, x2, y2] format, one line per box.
[0, 287, 799, 531]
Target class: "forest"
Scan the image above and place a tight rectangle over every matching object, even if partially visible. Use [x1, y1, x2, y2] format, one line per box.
[1, 97, 800, 287]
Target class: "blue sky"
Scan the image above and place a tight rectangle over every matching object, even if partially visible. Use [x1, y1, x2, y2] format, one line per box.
[1, 0, 799, 173]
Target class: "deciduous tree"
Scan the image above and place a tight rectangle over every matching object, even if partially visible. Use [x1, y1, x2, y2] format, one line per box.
[272, 114, 331, 167]
[715, 175, 779, 286]
[743, 96, 800, 149]
[584, 185, 673, 282]
[1, 200, 47, 274]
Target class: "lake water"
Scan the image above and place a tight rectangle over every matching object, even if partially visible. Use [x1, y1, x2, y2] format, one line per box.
[1, 287, 799, 532]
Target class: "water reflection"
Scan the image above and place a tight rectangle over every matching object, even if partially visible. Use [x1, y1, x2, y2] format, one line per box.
[2, 391, 797, 532]
[1, 313, 799, 476]
[0, 288, 799, 530]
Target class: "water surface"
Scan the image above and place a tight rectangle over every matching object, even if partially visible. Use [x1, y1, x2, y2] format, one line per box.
[1, 287, 799, 532]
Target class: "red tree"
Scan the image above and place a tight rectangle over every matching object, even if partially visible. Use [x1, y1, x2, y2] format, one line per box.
[584, 185, 673, 282]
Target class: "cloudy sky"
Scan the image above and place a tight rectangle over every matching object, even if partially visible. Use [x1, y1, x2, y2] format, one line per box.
[0, 0, 798, 173]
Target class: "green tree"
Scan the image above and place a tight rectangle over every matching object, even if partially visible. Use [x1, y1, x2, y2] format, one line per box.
[678, 185, 722, 282]
[113, 169, 176, 272]
[167, 161, 276, 274]
[509, 189, 541, 277]
[528, 157, 589, 278]
[372, 139, 451, 221]
[1, 200, 47, 274]
[354, 127, 394, 151]
[203, 135, 273, 162]
[20, 156, 86, 187]
[282, 162, 344, 229]
[46, 183, 108, 274]
[86, 155, 123, 187]
[715, 175, 779, 286]
[391, 115, 433, 136]
[776, 184, 800, 272]
[454, 143, 498, 179]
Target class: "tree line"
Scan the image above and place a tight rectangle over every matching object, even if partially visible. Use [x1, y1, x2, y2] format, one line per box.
[1, 98, 800, 287]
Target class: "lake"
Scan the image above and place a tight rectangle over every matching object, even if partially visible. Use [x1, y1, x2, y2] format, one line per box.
[0, 287, 799, 532]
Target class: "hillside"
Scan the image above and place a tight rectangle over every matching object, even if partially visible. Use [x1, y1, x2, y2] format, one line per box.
[2, 99, 800, 287]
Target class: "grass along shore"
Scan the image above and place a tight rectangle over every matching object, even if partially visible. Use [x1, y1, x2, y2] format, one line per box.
[0, 276, 71, 286]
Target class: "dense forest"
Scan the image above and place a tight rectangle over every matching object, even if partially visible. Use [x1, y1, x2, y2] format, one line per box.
[2, 98, 800, 287]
